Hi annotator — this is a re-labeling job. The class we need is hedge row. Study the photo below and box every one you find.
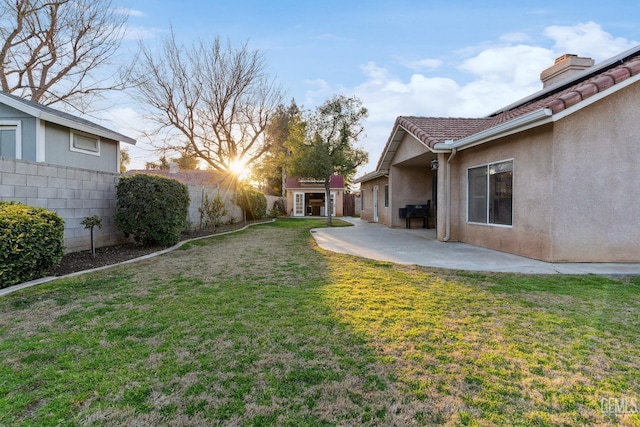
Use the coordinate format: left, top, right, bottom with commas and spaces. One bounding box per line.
0, 201, 64, 288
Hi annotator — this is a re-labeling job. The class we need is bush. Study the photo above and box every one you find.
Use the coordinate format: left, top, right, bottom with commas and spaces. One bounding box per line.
270, 199, 286, 218
114, 174, 190, 246
233, 184, 267, 221
198, 194, 227, 230
0, 202, 64, 288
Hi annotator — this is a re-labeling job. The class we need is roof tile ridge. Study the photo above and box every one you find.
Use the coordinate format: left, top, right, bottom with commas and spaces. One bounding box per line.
545, 56, 640, 114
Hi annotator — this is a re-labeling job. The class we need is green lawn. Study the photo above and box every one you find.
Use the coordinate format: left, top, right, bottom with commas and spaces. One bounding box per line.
1, 218, 639, 426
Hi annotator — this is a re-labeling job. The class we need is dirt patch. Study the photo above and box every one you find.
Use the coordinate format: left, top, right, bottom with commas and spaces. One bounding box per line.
47, 221, 272, 277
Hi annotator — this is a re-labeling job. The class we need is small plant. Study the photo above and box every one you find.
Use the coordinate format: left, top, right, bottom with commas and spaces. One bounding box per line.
268, 206, 282, 218
199, 194, 227, 231
81, 215, 103, 258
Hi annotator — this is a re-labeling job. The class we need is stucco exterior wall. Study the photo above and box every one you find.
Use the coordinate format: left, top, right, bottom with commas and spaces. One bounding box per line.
447, 125, 555, 261
392, 132, 431, 165
359, 176, 388, 224
549, 82, 640, 261
389, 165, 434, 228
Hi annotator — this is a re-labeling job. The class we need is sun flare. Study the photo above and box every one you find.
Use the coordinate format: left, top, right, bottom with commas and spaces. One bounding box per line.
229, 158, 249, 179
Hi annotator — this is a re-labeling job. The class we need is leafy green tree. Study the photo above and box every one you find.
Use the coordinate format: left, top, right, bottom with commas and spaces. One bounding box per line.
287, 95, 368, 226
120, 148, 131, 173
252, 100, 303, 196
233, 183, 267, 222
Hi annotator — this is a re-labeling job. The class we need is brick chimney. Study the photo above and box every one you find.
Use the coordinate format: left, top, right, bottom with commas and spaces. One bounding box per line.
540, 54, 595, 88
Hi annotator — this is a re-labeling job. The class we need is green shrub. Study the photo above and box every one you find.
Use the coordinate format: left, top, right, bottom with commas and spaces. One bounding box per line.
114, 174, 190, 246
270, 199, 286, 218
0, 202, 64, 288
198, 194, 227, 230
233, 184, 267, 221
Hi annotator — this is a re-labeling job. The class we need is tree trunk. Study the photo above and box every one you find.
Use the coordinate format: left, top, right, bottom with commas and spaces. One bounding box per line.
325, 179, 332, 227
90, 227, 96, 258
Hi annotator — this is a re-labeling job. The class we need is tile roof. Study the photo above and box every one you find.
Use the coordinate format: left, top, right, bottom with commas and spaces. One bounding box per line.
396, 116, 492, 147
285, 175, 345, 190
126, 169, 228, 186
371, 44, 640, 170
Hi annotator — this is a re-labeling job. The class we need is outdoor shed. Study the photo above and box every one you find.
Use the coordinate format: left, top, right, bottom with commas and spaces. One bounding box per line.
285, 175, 345, 217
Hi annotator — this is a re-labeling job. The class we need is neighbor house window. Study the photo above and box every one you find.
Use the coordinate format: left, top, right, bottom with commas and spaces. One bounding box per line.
70, 131, 100, 155
384, 184, 389, 207
0, 121, 22, 159
468, 160, 513, 226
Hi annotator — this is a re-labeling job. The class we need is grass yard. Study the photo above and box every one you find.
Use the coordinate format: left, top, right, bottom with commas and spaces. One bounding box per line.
1, 218, 639, 426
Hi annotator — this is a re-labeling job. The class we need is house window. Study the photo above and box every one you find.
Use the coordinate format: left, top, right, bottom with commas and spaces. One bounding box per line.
70, 131, 100, 156
0, 121, 20, 159
384, 184, 389, 207
468, 160, 513, 226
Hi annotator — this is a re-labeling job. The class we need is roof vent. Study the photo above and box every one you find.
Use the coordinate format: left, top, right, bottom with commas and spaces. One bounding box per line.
540, 54, 594, 88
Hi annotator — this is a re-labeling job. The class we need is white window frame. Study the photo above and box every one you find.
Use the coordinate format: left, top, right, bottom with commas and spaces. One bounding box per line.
0, 121, 22, 159
329, 192, 336, 217
293, 192, 305, 217
467, 159, 514, 227
70, 130, 101, 156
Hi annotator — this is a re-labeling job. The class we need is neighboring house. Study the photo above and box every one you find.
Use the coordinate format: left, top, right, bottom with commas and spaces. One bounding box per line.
0, 91, 136, 252
357, 45, 640, 262
285, 175, 345, 217
0, 91, 135, 173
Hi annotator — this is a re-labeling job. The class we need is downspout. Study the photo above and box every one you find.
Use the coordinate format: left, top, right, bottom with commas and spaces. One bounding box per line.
442, 148, 457, 242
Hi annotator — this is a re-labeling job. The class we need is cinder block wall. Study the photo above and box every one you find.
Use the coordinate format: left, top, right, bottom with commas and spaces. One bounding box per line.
0, 158, 130, 253
186, 185, 242, 228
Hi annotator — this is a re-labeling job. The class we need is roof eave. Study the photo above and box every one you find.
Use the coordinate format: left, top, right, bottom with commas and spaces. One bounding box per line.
0, 93, 136, 145
434, 108, 553, 151
39, 110, 137, 144
353, 170, 388, 184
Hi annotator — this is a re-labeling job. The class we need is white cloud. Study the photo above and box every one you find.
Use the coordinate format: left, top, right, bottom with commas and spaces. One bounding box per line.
348, 21, 636, 174
115, 8, 146, 17
123, 25, 166, 41
544, 21, 637, 61
500, 32, 532, 43
403, 58, 443, 71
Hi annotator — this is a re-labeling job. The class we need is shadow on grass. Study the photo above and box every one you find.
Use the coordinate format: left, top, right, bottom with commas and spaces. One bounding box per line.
0, 218, 638, 426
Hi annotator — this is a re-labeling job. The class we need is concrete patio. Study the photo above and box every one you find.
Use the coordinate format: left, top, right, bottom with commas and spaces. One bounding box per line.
311, 217, 640, 275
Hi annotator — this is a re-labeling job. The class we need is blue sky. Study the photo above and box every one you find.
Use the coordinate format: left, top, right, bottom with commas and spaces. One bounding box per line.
106, 0, 640, 174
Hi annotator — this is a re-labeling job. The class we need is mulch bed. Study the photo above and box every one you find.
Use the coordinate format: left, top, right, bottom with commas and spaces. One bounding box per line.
47, 221, 271, 277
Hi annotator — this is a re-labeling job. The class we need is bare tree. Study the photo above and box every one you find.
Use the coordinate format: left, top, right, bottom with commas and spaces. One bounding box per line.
0, 0, 131, 112
133, 31, 284, 177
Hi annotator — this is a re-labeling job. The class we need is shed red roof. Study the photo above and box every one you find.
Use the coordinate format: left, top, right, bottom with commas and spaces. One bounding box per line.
285, 175, 345, 189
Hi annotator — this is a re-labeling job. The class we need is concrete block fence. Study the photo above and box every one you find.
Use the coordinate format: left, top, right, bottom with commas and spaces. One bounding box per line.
1, 158, 289, 253
1, 157, 129, 253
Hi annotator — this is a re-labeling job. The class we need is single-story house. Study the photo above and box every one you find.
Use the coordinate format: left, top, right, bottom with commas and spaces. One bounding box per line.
357, 45, 640, 262
285, 175, 345, 217
0, 90, 135, 173
0, 90, 136, 251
